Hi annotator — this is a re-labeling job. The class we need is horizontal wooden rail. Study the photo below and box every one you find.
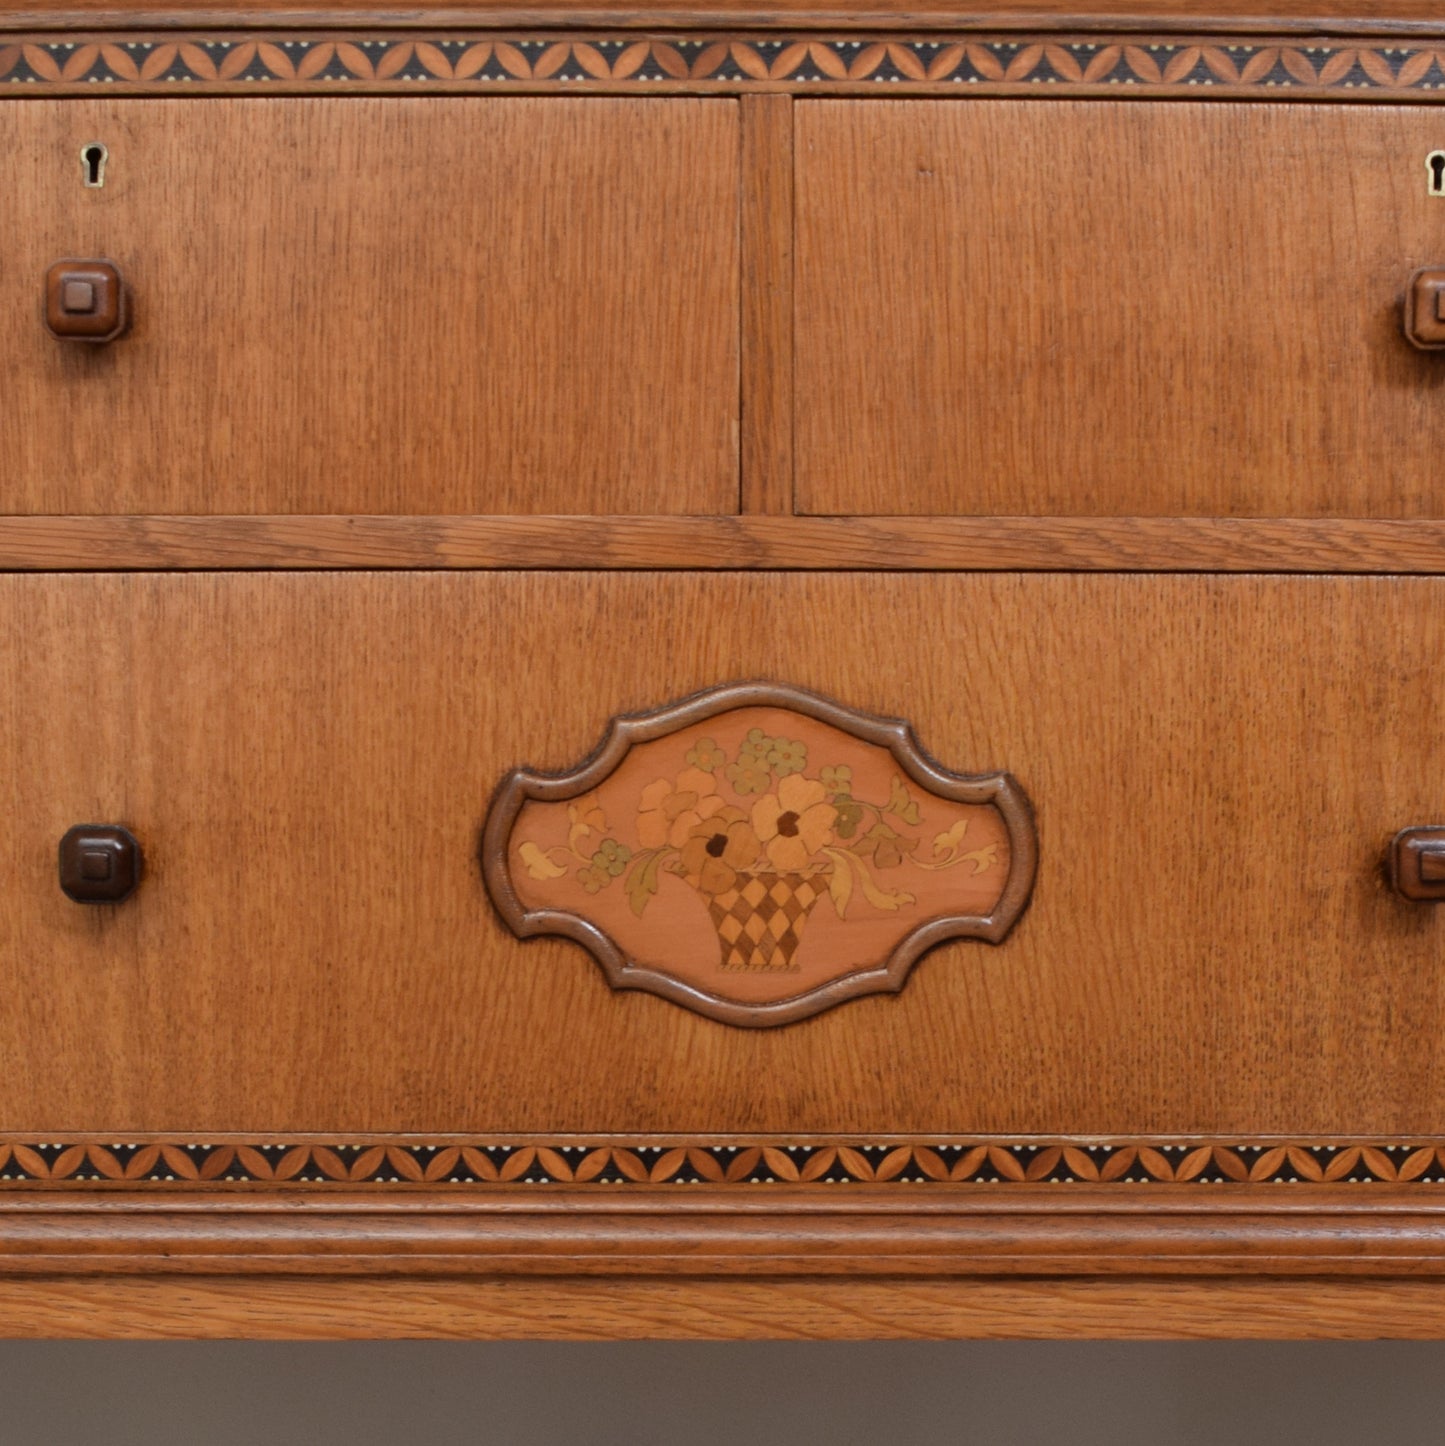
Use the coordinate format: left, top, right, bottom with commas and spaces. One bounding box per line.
9, 12, 1445, 37
2, 514, 1445, 572
10, 1276, 1445, 1340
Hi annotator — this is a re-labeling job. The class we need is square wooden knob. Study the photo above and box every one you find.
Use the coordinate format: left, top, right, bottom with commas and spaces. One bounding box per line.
45, 259, 126, 343
58, 824, 142, 903
1404, 268, 1445, 350
1391, 827, 1445, 900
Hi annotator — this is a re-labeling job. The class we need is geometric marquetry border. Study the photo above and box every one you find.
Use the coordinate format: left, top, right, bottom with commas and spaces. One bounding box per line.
6, 34, 1445, 97
7, 1140, 1445, 1186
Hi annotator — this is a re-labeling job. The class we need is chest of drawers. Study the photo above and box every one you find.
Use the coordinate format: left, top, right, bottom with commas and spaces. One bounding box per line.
7, 0, 1445, 1340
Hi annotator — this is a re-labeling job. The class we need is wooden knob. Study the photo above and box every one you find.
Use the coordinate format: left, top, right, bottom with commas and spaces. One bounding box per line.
45, 259, 127, 343
1404, 268, 1445, 351
1391, 826, 1445, 900
58, 824, 142, 903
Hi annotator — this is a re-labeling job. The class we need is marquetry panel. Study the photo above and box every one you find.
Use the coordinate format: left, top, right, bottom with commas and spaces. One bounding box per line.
797, 100, 1445, 517
488, 685, 1034, 1026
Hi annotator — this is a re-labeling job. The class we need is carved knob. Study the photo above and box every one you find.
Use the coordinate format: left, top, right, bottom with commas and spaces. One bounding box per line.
45, 259, 127, 344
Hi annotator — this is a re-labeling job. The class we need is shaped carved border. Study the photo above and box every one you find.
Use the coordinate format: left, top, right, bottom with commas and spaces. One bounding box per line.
482, 682, 1037, 1027
4, 33, 1445, 96
4, 1138, 1445, 1186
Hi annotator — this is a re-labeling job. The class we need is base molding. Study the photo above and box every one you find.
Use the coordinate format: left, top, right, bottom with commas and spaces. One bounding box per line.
7, 1186, 1445, 1278
7, 1274, 1445, 1340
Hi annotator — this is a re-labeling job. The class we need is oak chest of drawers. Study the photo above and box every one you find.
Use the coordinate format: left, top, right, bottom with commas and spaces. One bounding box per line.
7, 0, 1445, 1340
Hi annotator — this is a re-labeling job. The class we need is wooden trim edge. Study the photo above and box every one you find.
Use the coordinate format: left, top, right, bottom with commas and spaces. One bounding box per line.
14, 12, 1445, 40
6, 1187, 1445, 1276
4, 515, 1445, 571
8, 1275, 1445, 1340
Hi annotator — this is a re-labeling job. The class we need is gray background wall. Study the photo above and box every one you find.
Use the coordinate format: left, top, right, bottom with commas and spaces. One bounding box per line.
0, 1341, 1439, 1444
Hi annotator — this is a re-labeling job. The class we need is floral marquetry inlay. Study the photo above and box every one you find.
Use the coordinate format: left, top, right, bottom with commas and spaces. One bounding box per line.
483, 684, 1035, 1026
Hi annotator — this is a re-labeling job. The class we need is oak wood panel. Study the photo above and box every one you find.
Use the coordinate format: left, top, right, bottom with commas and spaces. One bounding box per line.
739, 94, 794, 516
796, 101, 1445, 518
15, 514, 1445, 571
5, 572, 1445, 1139
9, 1275, 1445, 1340
0, 97, 739, 515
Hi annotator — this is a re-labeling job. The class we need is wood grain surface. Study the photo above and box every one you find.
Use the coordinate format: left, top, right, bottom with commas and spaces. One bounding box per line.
9, 23, 1445, 1339
740, 94, 793, 516
7, 4, 1445, 27
7, 1274, 1445, 1340
5, 571, 1445, 1139
0, 97, 739, 515
797, 101, 1445, 518
6, 1187, 1445, 1277
16, 514, 1445, 571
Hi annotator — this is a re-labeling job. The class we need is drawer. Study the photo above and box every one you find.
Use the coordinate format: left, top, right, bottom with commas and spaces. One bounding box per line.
796, 101, 1445, 518
5, 570, 1445, 1139
0, 98, 740, 516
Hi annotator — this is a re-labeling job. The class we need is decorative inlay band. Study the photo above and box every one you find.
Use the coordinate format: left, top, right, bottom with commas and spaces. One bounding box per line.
6, 1139, 1445, 1186
4, 34, 1445, 96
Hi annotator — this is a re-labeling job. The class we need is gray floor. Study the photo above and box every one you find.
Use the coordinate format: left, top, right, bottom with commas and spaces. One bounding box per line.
0, 1341, 1441, 1444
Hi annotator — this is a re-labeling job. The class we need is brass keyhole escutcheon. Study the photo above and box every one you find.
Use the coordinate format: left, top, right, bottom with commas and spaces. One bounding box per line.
80, 141, 108, 189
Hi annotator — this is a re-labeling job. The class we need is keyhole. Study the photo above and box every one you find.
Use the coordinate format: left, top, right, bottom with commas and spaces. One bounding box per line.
1428, 150, 1445, 196
80, 142, 108, 189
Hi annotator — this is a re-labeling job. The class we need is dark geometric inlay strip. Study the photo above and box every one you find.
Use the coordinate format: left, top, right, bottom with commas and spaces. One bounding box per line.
4, 1140, 1445, 1186
2, 35, 1445, 95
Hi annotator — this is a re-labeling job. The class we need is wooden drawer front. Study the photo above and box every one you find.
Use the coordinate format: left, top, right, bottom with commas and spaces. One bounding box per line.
5, 572, 1444, 1139
0, 98, 739, 516
796, 101, 1445, 519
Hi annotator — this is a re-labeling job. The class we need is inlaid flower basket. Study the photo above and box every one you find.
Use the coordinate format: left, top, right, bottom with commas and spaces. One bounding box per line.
485, 684, 1036, 1027
705, 866, 831, 971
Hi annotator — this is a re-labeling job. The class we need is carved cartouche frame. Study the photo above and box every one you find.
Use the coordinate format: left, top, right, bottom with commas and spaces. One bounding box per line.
481, 681, 1037, 1027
